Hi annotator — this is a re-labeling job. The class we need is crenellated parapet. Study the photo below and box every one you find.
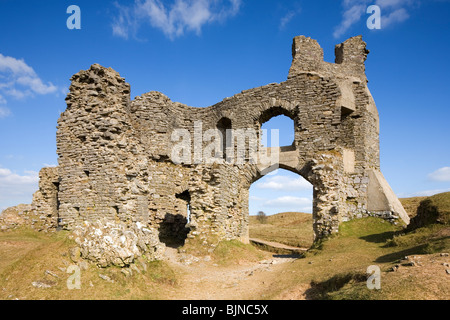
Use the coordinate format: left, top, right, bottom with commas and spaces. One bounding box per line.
289, 35, 369, 82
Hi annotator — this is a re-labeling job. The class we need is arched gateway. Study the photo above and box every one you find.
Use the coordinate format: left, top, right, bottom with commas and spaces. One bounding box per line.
31, 35, 409, 247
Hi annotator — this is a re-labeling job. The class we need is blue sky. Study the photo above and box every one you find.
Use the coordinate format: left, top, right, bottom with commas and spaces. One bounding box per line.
0, 0, 449, 214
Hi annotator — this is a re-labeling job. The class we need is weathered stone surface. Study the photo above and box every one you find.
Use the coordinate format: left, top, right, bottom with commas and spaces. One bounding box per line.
0, 204, 31, 230
0, 167, 59, 232
71, 218, 164, 267
1, 34, 409, 262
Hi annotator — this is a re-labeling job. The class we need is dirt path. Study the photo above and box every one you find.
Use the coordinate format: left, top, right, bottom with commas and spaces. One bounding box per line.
249, 238, 308, 255
162, 247, 300, 300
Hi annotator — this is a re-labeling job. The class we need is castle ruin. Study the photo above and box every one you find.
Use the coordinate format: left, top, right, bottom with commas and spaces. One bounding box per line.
29, 35, 409, 250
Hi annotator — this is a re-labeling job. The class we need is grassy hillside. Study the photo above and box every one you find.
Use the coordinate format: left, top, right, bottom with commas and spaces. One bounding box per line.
0, 228, 177, 300
249, 212, 314, 248
268, 216, 449, 300
0, 192, 448, 300
255, 192, 449, 300
399, 196, 428, 218
406, 192, 450, 229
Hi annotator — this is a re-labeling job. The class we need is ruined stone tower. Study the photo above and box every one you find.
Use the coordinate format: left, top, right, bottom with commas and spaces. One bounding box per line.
30, 35, 409, 248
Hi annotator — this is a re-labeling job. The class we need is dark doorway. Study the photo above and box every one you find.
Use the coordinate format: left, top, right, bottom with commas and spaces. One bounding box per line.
158, 191, 191, 247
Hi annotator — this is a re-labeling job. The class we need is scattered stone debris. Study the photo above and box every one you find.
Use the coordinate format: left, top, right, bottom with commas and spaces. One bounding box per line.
78, 260, 89, 271
389, 264, 400, 272
71, 218, 165, 268
98, 274, 114, 283
31, 280, 56, 289
45, 270, 59, 278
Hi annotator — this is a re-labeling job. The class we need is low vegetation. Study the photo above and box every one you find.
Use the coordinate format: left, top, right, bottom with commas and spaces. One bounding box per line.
267, 192, 450, 300
0, 192, 448, 300
249, 211, 314, 248
211, 240, 268, 266
0, 228, 177, 300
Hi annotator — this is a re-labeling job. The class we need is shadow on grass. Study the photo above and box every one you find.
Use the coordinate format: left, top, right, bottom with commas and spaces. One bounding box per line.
304, 272, 367, 300
359, 231, 396, 244
374, 236, 448, 263
272, 254, 303, 259
374, 244, 429, 263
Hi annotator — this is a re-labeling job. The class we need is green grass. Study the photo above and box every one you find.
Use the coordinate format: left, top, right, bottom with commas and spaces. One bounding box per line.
212, 240, 267, 266
249, 212, 314, 248
408, 192, 450, 229
0, 228, 178, 300
386, 191, 450, 254
1, 192, 449, 300
301, 193, 450, 300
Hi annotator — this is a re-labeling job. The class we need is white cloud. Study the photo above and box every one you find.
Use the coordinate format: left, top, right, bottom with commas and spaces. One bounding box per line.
0, 54, 35, 75
333, 1, 368, 38
43, 163, 58, 168
428, 167, 450, 182
264, 196, 312, 213
254, 174, 311, 191
402, 188, 450, 197
0, 54, 59, 116
0, 166, 39, 209
381, 7, 409, 27
0, 94, 10, 118
0, 167, 39, 186
0, 107, 11, 118
15, 75, 57, 95
249, 195, 264, 201
279, 7, 301, 30
112, 0, 241, 40
376, 0, 410, 8
333, 0, 414, 38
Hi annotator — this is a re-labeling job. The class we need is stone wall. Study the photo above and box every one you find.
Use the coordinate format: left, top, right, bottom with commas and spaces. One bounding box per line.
26, 35, 409, 251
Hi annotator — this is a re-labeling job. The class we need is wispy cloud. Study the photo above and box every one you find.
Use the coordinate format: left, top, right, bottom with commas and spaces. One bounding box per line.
400, 188, 450, 197
112, 0, 242, 40
333, 0, 368, 38
428, 166, 450, 182
279, 6, 301, 30
0, 167, 39, 186
0, 107, 10, 119
0, 53, 59, 117
333, 0, 415, 38
0, 94, 10, 118
264, 195, 312, 213
0, 166, 39, 209
254, 173, 311, 191
42, 163, 58, 168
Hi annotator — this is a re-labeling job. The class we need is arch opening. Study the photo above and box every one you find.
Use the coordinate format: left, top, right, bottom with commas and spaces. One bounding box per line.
248, 168, 314, 250
259, 108, 296, 148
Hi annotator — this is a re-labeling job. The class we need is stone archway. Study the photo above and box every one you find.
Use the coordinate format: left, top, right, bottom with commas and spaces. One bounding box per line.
248, 167, 314, 247
30, 35, 410, 248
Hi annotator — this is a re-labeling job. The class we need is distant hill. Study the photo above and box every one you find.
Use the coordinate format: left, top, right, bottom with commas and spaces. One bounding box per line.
249, 212, 313, 248
401, 192, 450, 230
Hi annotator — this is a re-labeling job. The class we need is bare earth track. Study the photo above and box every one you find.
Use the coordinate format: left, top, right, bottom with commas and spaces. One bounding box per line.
163, 247, 300, 300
